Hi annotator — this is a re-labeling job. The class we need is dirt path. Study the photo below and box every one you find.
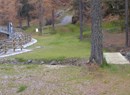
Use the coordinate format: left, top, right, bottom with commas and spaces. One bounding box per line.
61, 15, 72, 25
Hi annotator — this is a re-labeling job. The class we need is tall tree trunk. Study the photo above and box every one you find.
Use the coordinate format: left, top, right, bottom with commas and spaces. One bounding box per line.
27, 15, 30, 27
125, 0, 129, 47
79, 0, 83, 40
89, 0, 103, 64
52, 9, 55, 31
19, 18, 22, 28
38, 0, 43, 35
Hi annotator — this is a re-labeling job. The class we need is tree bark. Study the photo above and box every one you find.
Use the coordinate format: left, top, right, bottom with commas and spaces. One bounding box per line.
79, 0, 83, 40
52, 9, 55, 32
125, 0, 129, 47
27, 15, 30, 27
38, 0, 43, 35
89, 0, 103, 64
19, 18, 22, 28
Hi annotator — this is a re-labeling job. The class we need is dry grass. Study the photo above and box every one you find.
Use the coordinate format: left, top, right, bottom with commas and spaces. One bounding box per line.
0, 64, 130, 95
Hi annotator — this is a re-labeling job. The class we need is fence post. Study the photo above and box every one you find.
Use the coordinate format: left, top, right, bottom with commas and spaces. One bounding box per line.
12, 39, 16, 52
3, 41, 8, 54
19, 38, 23, 51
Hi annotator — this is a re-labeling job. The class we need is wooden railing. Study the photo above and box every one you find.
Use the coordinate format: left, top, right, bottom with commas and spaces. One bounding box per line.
0, 34, 32, 54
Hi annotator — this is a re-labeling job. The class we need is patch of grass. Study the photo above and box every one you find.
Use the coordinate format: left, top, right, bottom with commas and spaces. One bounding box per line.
102, 20, 124, 33
24, 25, 38, 34
15, 58, 27, 62
0, 64, 18, 75
13, 24, 90, 60
100, 62, 111, 68
26, 64, 38, 69
17, 85, 27, 93
100, 58, 111, 68
100, 64, 130, 77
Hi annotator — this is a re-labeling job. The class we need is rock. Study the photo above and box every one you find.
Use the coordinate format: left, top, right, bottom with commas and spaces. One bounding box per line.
35, 46, 41, 49
27, 60, 32, 64
58, 61, 61, 64
61, 16, 72, 25
126, 52, 130, 60
120, 49, 126, 56
40, 61, 45, 64
50, 61, 57, 65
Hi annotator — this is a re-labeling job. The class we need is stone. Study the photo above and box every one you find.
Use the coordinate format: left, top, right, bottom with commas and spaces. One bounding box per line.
120, 49, 126, 56
126, 52, 130, 60
50, 61, 57, 65
40, 61, 45, 64
27, 60, 32, 64
35, 46, 41, 49
58, 61, 61, 64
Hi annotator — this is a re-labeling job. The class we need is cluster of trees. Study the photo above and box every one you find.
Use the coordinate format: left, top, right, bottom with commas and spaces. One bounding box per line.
15, 0, 61, 34
0, 0, 17, 25
16, 0, 34, 28
73, 0, 130, 18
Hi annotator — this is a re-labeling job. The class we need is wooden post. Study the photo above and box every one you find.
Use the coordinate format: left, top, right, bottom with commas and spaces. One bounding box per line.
3, 41, 8, 54
12, 39, 16, 52
19, 38, 23, 51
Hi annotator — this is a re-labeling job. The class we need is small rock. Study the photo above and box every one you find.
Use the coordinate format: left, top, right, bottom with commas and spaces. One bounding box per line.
50, 61, 57, 65
27, 60, 32, 64
40, 61, 45, 64
120, 50, 126, 56
36, 46, 41, 49
126, 52, 130, 60
58, 61, 61, 64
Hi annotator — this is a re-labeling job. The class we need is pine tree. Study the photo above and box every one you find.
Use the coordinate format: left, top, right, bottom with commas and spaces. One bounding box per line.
89, 0, 103, 64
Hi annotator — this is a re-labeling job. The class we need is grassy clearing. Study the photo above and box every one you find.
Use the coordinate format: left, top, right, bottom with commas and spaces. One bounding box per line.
13, 24, 90, 60
1, 22, 130, 94
13, 21, 123, 60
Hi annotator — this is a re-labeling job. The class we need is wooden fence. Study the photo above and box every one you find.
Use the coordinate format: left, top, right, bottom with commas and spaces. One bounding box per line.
0, 34, 32, 54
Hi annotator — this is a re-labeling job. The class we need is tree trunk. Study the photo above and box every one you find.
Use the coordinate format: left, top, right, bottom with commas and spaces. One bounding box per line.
125, 0, 129, 47
79, 0, 83, 40
89, 0, 103, 64
38, 0, 43, 35
52, 9, 55, 32
27, 15, 30, 27
19, 18, 22, 28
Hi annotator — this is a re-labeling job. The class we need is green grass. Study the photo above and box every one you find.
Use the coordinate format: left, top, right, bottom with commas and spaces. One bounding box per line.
13, 24, 90, 60
1, 22, 130, 95
17, 85, 27, 93
12, 21, 124, 60
102, 20, 124, 33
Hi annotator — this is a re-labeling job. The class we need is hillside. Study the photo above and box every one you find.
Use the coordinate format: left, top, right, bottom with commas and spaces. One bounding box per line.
0, 0, 17, 25
0, 0, 72, 26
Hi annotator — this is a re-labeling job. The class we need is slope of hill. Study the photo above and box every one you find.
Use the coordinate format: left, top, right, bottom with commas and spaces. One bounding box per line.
0, 0, 72, 26
0, 0, 17, 25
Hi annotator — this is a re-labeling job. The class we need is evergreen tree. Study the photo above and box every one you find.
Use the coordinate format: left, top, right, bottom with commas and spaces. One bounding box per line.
89, 0, 103, 64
